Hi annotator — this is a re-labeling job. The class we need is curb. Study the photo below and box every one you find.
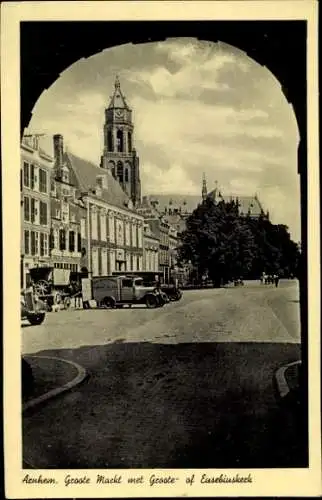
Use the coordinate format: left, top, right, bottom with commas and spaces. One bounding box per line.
23, 355, 87, 413
274, 360, 301, 399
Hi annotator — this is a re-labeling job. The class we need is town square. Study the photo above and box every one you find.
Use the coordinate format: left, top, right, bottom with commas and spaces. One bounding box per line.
19, 36, 305, 470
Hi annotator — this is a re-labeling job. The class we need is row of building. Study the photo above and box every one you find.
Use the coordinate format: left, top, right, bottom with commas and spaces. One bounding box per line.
21, 76, 267, 289
20, 131, 183, 289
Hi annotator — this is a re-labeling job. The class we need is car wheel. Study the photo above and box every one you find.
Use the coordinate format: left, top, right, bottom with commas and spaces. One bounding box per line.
145, 294, 158, 309
27, 313, 45, 325
102, 296, 115, 309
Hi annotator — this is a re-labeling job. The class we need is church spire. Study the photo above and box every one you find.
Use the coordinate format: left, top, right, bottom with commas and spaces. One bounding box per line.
202, 172, 208, 201
108, 75, 129, 110
115, 75, 121, 90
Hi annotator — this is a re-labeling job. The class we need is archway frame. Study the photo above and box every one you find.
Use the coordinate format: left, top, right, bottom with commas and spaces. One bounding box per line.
20, 19, 309, 426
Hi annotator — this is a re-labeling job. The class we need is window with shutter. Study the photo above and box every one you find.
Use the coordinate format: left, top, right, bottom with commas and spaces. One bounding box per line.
30, 164, 35, 189
35, 232, 39, 255
30, 231, 36, 255
77, 233, 81, 252
39, 201, 48, 225
24, 230, 30, 255
59, 229, 66, 250
40, 233, 45, 256
39, 169, 47, 193
69, 231, 75, 252
24, 197, 30, 221
30, 198, 36, 223
23, 162, 30, 187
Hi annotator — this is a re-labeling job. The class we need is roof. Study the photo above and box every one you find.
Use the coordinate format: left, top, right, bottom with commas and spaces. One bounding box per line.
208, 190, 264, 216
148, 192, 264, 218
65, 151, 137, 213
108, 76, 130, 110
148, 194, 201, 215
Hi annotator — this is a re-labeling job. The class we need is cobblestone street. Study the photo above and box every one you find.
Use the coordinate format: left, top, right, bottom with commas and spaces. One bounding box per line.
22, 280, 306, 468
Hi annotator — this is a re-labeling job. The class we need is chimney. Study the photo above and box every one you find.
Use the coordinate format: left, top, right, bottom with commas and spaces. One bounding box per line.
53, 134, 64, 168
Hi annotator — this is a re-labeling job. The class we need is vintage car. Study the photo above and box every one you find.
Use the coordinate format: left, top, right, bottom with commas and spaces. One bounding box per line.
21, 288, 46, 325
83, 275, 166, 309
160, 284, 183, 301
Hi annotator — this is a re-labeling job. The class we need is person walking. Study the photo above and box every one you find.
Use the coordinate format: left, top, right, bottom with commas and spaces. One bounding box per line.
274, 273, 280, 287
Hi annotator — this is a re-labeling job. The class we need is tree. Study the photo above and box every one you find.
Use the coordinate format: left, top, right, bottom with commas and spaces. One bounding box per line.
178, 198, 256, 286
177, 198, 300, 285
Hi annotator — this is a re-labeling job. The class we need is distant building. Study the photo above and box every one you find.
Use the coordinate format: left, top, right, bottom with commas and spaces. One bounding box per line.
147, 174, 268, 227
100, 76, 141, 207
21, 134, 53, 288
137, 196, 170, 282
143, 223, 159, 272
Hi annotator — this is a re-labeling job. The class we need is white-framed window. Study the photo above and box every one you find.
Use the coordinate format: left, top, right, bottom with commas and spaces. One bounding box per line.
91, 209, 98, 240
40, 232, 49, 257
39, 168, 48, 193
100, 212, 107, 241
30, 198, 39, 224
30, 231, 39, 256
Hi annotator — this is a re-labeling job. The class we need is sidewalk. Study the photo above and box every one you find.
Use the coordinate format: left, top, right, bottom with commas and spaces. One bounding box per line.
22, 355, 87, 411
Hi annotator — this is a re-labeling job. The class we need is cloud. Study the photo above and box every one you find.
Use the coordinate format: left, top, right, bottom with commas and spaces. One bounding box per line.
27, 38, 300, 241
142, 162, 199, 195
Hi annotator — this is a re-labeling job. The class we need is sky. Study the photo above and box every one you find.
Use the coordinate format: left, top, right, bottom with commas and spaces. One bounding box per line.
27, 38, 301, 241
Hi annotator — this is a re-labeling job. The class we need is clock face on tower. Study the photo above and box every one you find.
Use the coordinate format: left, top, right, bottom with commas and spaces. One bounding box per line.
115, 109, 124, 119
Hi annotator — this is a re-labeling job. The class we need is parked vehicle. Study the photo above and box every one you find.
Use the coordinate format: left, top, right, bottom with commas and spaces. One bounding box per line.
82, 275, 165, 309
21, 288, 46, 325
29, 267, 83, 310
112, 271, 183, 302
159, 284, 183, 301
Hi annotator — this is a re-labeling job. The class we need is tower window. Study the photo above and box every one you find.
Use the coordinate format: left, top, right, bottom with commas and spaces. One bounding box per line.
107, 130, 113, 151
125, 168, 129, 183
128, 132, 132, 152
117, 130, 124, 152
117, 161, 123, 183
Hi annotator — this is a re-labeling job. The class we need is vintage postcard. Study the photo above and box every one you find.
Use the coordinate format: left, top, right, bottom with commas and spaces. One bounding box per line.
1, 0, 321, 498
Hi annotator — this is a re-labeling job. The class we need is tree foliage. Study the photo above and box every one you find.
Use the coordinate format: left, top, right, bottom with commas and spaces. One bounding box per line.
177, 198, 300, 286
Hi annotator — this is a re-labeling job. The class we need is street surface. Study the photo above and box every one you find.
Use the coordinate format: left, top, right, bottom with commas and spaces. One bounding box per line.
22, 280, 307, 468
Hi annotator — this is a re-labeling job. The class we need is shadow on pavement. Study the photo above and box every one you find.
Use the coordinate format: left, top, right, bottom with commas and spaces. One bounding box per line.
23, 341, 307, 469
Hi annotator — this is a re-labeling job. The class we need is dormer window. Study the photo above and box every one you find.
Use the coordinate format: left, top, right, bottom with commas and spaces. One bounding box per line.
96, 174, 108, 190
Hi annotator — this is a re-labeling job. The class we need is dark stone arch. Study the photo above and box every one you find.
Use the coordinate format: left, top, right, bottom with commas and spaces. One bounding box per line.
20, 22, 308, 441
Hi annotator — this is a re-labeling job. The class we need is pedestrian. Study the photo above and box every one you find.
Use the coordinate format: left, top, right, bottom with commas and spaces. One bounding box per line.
274, 274, 280, 287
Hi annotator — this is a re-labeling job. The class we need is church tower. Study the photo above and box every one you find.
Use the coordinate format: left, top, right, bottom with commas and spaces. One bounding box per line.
100, 76, 141, 206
